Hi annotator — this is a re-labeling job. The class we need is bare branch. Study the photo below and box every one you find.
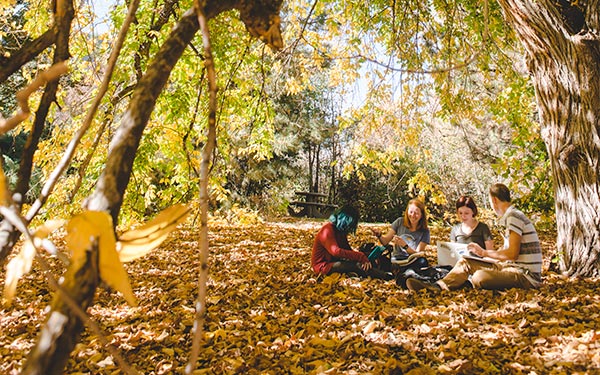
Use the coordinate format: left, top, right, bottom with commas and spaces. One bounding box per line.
186, 1, 218, 372
0, 28, 58, 84
0, 62, 69, 135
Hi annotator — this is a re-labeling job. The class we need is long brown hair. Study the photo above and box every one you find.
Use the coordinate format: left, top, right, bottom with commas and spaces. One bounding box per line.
403, 198, 428, 230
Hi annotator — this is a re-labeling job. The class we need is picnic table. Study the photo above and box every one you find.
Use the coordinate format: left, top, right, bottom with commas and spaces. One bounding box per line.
288, 191, 338, 218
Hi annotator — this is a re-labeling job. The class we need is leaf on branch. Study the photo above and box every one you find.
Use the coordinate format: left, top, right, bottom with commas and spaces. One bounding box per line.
66, 211, 137, 306
3, 220, 65, 306
3, 241, 36, 306
0, 165, 9, 206
117, 204, 190, 262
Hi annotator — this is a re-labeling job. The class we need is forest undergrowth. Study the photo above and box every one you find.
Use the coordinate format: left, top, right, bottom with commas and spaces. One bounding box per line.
1, 218, 599, 374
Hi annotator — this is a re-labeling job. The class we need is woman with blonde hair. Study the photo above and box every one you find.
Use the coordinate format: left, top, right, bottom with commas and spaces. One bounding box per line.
371, 198, 430, 264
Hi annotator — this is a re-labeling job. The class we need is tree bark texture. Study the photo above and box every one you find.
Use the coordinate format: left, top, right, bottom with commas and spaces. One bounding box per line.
0, 28, 57, 84
21, 245, 100, 375
497, 0, 600, 277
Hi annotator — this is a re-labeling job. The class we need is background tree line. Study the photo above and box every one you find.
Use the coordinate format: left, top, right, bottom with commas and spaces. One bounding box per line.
0, 0, 553, 225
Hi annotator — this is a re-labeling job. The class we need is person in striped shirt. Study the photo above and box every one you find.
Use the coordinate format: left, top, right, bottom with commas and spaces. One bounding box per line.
407, 183, 542, 292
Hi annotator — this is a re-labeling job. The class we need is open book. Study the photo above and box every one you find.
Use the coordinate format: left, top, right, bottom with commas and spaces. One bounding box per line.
436, 241, 498, 267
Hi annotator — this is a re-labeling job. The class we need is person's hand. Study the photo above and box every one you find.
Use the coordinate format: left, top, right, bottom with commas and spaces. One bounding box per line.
467, 243, 485, 257
360, 261, 372, 271
393, 235, 407, 247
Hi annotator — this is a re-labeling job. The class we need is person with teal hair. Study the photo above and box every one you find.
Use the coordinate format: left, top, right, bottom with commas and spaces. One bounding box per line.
311, 205, 393, 280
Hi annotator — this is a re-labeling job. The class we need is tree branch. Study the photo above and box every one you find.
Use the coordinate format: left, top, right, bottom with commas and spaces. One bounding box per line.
0, 62, 68, 135
0, 28, 58, 84
185, 0, 218, 371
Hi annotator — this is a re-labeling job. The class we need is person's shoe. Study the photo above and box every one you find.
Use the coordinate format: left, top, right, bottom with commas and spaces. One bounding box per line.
406, 278, 441, 292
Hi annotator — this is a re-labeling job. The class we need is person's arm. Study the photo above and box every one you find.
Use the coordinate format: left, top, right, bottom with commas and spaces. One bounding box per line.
482, 223, 495, 250
468, 231, 521, 261
414, 241, 427, 253
392, 235, 425, 254
371, 227, 395, 246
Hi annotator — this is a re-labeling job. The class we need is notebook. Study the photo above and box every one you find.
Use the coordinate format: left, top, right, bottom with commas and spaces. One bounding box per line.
436, 241, 498, 267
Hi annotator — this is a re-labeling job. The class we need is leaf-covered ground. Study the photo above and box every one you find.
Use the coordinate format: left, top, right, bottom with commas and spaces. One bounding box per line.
1, 219, 600, 374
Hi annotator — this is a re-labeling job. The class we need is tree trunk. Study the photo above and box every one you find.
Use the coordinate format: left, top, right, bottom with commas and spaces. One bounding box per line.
307, 143, 315, 191
16, 0, 283, 372
314, 143, 321, 192
21, 243, 100, 375
21, 7, 204, 374
497, 0, 600, 277
330, 136, 337, 202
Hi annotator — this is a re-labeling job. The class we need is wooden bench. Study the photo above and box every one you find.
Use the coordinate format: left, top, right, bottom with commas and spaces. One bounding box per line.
288, 191, 337, 218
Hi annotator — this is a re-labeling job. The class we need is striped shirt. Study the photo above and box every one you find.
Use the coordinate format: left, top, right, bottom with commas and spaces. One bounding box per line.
498, 205, 542, 281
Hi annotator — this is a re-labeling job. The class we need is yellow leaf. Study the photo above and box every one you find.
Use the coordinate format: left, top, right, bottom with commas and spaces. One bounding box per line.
0, 165, 8, 205
3, 241, 36, 305
66, 211, 104, 269
99, 229, 137, 306
117, 204, 190, 262
3, 219, 65, 306
66, 211, 136, 306
119, 204, 189, 241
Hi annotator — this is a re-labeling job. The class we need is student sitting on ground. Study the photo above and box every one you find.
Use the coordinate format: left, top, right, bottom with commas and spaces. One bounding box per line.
407, 183, 542, 292
370, 198, 430, 264
451, 195, 495, 250
311, 205, 393, 280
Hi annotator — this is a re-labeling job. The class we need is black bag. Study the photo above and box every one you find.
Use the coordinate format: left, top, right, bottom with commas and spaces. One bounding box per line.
358, 242, 393, 272
395, 265, 452, 289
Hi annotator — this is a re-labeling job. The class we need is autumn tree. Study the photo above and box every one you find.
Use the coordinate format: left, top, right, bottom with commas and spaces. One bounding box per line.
494, 0, 600, 277
346, 0, 597, 276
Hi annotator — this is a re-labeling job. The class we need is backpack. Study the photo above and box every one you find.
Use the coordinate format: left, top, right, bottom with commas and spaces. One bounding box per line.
358, 242, 393, 272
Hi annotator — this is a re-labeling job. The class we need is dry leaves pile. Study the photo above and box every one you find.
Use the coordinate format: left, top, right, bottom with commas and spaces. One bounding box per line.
1, 219, 600, 374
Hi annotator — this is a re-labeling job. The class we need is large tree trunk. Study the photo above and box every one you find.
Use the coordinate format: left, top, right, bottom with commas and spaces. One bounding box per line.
497, 0, 600, 277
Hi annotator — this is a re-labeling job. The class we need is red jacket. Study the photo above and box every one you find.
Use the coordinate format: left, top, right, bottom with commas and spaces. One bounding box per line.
311, 222, 368, 274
